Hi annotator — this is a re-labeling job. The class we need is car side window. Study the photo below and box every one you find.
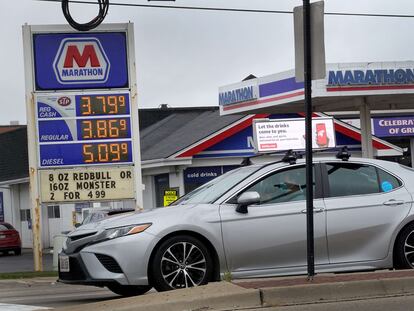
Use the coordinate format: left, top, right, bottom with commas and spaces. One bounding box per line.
326, 163, 380, 197
242, 166, 313, 205
377, 168, 402, 192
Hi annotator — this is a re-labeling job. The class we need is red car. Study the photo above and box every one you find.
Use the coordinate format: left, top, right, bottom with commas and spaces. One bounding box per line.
0, 222, 21, 256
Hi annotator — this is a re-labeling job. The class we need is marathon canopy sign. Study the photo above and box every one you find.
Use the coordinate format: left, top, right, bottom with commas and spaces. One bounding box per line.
33, 32, 128, 90
219, 80, 259, 107
327, 68, 414, 88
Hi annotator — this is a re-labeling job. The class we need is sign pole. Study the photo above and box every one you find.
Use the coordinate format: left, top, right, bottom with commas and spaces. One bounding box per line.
127, 23, 144, 210
303, 0, 315, 279
23, 24, 43, 271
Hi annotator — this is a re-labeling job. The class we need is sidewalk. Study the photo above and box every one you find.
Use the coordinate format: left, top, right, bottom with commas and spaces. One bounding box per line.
234, 269, 414, 307
55, 269, 414, 311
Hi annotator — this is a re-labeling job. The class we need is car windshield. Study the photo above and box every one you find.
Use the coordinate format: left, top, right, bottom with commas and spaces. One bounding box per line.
82, 211, 108, 225
171, 166, 260, 205
0, 223, 13, 231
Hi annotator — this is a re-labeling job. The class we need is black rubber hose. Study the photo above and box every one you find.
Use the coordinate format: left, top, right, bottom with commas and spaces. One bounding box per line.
61, 0, 109, 31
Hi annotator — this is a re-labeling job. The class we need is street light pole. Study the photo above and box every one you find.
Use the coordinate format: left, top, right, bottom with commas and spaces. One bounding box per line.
303, 0, 315, 279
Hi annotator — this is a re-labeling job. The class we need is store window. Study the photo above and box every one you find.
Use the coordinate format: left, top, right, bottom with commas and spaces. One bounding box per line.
154, 174, 170, 207
20, 209, 31, 221
47, 205, 60, 219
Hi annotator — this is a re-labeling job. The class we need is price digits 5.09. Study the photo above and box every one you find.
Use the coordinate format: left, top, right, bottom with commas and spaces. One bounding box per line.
82, 143, 130, 163
80, 95, 127, 115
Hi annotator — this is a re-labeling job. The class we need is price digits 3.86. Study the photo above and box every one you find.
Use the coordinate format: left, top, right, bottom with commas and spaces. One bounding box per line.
81, 118, 129, 139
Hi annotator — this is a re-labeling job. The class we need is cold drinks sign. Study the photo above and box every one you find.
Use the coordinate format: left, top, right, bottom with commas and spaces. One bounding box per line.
23, 24, 140, 204
253, 118, 336, 153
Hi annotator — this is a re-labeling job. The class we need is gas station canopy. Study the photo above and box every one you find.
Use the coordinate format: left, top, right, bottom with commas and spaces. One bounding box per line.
219, 61, 414, 158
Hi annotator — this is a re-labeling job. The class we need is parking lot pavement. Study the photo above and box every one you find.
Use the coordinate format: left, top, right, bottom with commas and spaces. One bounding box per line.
0, 249, 53, 273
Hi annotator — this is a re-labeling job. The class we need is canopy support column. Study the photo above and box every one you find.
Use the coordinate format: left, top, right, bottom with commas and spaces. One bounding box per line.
359, 100, 374, 158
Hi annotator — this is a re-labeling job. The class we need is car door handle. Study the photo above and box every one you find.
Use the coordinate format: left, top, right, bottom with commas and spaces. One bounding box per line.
383, 199, 405, 206
301, 208, 325, 213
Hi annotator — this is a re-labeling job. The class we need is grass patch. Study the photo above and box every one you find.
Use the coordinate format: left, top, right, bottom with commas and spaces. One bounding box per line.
0, 271, 58, 280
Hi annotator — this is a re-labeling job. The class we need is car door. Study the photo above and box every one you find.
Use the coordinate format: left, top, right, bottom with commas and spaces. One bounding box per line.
322, 161, 412, 264
219, 164, 328, 276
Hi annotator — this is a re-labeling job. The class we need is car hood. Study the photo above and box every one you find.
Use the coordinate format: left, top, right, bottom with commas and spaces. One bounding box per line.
70, 204, 197, 235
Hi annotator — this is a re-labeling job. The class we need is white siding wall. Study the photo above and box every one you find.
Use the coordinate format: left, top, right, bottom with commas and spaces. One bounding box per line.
1, 187, 11, 223
19, 183, 32, 248
169, 169, 184, 197
142, 175, 154, 209
10, 185, 22, 236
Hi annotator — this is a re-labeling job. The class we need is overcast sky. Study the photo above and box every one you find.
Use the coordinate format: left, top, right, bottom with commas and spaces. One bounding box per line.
0, 0, 413, 125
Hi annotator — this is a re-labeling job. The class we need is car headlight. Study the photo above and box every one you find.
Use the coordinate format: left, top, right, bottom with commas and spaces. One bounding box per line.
102, 223, 152, 241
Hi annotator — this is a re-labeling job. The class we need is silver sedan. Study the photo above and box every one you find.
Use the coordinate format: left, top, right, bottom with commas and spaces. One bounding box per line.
59, 156, 414, 296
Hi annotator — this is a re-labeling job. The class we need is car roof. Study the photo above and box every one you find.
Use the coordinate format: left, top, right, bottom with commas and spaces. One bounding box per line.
249, 156, 398, 172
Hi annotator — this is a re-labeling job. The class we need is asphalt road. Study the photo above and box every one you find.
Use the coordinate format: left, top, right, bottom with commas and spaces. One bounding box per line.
0, 249, 122, 310
0, 277, 119, 309
0, 249, 53, 273
247, 294, 414, 311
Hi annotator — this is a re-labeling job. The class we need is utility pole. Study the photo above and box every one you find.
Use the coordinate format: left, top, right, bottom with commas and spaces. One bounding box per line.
303, 0, 315, 279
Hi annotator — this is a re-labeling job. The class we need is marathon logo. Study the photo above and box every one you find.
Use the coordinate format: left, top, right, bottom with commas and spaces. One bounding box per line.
219, 86, 257, 106
327, 69, 414, 87
53, 38, 110, 84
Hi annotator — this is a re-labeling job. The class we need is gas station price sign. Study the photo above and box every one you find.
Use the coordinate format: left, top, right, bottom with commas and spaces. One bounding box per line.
36, 91, 133, 168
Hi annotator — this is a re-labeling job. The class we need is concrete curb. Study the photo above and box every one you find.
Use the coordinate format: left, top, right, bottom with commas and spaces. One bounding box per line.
55, 282, 262, 311
261, 276, 414, 307
52, 274, 414, 310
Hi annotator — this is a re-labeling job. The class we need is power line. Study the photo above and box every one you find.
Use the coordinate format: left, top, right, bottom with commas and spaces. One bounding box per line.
37, 0, 414, 19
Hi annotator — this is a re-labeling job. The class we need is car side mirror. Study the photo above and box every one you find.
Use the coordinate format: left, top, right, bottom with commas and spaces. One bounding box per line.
74, 223, 81, 228
236, 191, 260, 214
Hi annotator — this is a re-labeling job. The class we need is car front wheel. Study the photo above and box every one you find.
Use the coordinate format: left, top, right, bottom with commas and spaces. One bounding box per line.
107, 284, 152, 296
151, 235, 213, 292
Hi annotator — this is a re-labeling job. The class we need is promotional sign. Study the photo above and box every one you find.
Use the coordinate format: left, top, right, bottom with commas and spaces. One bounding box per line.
39, 166, 135, 203
163, 189, 178, 207
33, 32, 128, 90
373, 116, 414, 137
36, 92, 133, 168
184, 166, 223, 183
253, 117, 335, 153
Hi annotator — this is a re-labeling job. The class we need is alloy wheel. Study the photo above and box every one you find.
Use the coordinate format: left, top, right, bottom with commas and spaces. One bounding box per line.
160, 242, 207, 289
404, 230, 414, 268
